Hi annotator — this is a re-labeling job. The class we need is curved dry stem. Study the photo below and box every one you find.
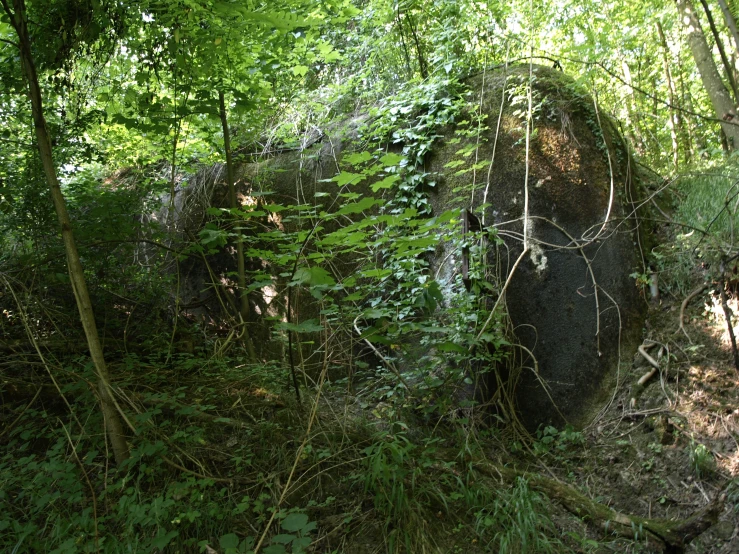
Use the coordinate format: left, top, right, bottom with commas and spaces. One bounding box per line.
353, 315, 411, 391
678, 284, 708, 342
587, 286, 624, 429
253, 353, 330, 554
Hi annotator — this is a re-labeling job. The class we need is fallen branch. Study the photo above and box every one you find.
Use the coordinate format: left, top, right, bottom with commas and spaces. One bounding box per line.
630, 342, 662, 409
474, 461, 724, 552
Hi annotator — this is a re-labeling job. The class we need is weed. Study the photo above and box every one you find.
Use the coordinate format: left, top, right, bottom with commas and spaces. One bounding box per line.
533, 424, 585, 457
474, 477, 563, 553
689, 441, 715, 478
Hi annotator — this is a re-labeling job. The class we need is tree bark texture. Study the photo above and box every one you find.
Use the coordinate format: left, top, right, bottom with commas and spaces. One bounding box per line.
218, 90, 257, 361
676, 0, 739, 149
699, 0, 739, 101
3, 0, 129, 464
717, 0, 739, 54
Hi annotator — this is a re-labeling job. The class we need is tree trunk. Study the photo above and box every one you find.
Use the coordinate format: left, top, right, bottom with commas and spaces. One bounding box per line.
717, 0, 739, 54
677, 47, 696, 162
218, 90, 257, 362
657, 21, 684, 169
699, 0, 739, 101
621, 61, 649, 155
676, 0, 739, 149
3, 0, 129, 465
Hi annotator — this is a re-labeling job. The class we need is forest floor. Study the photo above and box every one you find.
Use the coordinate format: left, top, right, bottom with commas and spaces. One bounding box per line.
228, 285, 739, 554
3, 278, 739, 553
541, 288, 739, 554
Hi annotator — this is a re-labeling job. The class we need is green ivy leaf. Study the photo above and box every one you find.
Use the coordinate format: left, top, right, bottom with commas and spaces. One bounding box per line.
370, 175, 400, 192
332, 171, 365, 187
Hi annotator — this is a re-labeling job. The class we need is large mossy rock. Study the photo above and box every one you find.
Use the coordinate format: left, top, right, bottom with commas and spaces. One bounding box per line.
426, 66, 646, 428
177, 65, 645, 429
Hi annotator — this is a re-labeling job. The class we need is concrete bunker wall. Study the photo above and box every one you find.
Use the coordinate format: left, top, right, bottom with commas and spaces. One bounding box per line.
173, 65, 646, 428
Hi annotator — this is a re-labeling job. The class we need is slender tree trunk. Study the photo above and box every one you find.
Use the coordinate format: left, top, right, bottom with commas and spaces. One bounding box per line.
676, 0, 739, 149
657, 21, 683, 169
395, 5, 413, 79
218, 90, 257, 362
719, 259, 739, 374
621, 61, 649, 155
3, 0, 129, 464
678, 46, 696, 162
401, 12, 428, 79
699, 0, 739, 100
717, 0, 739, 54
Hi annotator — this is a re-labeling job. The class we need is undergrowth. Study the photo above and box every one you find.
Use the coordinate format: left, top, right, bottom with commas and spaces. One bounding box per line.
0, 351, 576, 554
0, 71, 615, 554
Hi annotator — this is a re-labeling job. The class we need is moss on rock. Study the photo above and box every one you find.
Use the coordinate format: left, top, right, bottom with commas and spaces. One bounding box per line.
427, 65, 645, 428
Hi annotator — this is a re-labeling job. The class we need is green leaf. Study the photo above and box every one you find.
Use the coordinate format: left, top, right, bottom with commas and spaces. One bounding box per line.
263, 545, 287, 554
370, 175, 400, 192
443, 159, 465, 169
343, 151, 373, 166
293, 535, 312, 551
335, 197, 380, 215
271, 534, 296, 545
361, 268, 392, 279
379, 153, 404, 166
292, 65, 309, 77
277, 319, 324, 333
316, 41, 341, 62
219, 533, 239, 549
263, 204, 288, 212
320, 230, 367, 246
291, 266, 335, 287
332, 171, 365, 187
151, 530, 178, 549
281, 513, 310, 532
199, 228, 227, 246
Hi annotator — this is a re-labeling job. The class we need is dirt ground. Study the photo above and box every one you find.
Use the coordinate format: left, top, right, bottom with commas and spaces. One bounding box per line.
541, 288, 739, 553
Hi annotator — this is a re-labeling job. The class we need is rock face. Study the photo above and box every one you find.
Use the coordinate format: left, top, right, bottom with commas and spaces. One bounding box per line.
427, 66, 646, 428
175, 65, 645, 429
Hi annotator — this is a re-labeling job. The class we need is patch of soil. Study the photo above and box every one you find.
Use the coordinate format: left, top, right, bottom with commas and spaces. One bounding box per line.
543, 291, 739, 552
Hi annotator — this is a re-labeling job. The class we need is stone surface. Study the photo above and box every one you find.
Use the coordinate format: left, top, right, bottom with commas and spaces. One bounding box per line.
174, 65, 646, 428
427, 65, 646, 428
